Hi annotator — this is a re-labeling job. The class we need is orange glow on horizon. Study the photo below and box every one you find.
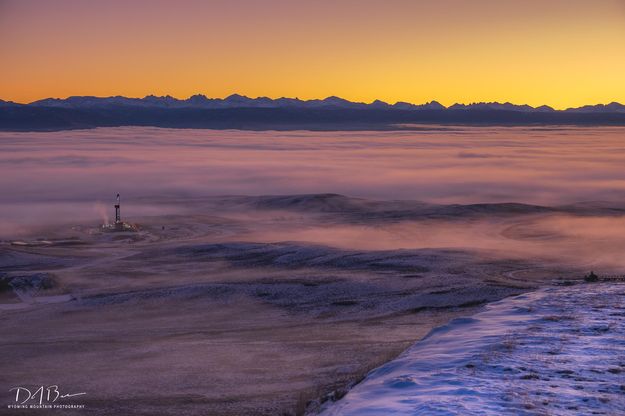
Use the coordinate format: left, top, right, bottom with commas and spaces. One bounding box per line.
1, 0, 625, 109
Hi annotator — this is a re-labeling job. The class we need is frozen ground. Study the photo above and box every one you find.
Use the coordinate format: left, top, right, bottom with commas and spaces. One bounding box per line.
1, 193, 620, 415
320, 283, 625, 416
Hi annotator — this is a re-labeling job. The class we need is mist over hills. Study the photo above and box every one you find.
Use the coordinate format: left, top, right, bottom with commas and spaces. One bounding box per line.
1, 94, 625, 131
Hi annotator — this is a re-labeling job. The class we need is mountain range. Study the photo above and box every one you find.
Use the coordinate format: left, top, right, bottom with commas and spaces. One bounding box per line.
3, 94, 625, 112
1, 94, 625, 131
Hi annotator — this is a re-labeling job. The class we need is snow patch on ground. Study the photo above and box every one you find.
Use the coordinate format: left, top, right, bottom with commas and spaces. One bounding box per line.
320, 283, 625, 415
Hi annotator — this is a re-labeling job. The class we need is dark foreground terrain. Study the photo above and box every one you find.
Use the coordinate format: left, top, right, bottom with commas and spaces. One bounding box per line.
3, 193, 618, 415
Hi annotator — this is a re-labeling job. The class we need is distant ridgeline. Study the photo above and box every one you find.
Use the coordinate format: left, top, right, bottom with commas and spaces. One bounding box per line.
1, 95, 625, 131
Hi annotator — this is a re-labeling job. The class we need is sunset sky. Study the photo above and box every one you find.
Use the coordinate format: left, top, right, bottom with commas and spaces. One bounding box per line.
2, 0, 625, 108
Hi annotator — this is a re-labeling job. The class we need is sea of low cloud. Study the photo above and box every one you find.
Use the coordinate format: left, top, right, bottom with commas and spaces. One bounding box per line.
2, 125, 625, 236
